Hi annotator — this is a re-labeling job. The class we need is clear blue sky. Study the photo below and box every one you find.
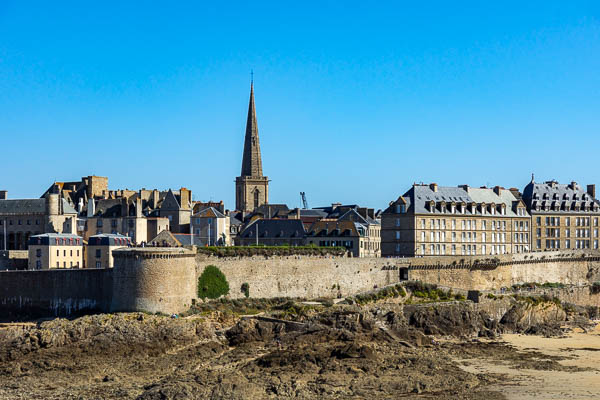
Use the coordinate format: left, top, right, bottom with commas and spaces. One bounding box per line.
1, 1, 599, 210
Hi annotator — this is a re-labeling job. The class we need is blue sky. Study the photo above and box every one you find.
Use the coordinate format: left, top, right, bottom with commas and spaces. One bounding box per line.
1, 1, 599, 210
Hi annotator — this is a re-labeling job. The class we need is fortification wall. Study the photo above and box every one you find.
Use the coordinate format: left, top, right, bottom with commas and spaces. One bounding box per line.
196, 256, 401, 299
111, 248, 196, 314
0, 250, 28, 271
0, 269, 112, 320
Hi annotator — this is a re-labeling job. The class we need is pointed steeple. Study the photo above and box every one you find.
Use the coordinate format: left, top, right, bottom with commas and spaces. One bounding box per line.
241, 81, 263, 177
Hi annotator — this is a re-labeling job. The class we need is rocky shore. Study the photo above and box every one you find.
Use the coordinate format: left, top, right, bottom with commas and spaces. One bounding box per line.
0, 294, 597, 399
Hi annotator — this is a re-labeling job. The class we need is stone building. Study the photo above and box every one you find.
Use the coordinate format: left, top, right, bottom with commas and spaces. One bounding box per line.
190, 207, 230, 246
312, 204, 381, 257
382, 183, 531, 257
42, 175, 109, 212
306, 221, 362, 257
87, 233, 131, 269
236, 219, 306, 246
27, 233, 83, 270
521, 178, 600, 251
235, 82, 269, 213
0, 193, 77, 250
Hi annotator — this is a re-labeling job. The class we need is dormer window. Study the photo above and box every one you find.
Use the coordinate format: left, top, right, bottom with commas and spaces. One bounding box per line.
501, 205, 506, 215
451, 204, 456, 213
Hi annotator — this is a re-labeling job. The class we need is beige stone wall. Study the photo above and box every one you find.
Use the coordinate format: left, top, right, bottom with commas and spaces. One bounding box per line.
196, 255, 401, 300
87, 245, 124, 269
193, 250, 600, 299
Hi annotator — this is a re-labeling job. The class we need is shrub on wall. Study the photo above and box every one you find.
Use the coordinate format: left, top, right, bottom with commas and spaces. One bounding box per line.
197, 265, 230, 300
241, 282, 250, 298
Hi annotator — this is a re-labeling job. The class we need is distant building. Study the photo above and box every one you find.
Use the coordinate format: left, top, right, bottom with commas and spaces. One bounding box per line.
0, 193, 78, 250
236, 219, 306, 246
190, 207, 230, 246
28, 233, 83, 270
235, 82, 269, 213
87, 233, 131, 269
382, 183, 531, 257
522, 178, 600, 251
306, 221, 360, 257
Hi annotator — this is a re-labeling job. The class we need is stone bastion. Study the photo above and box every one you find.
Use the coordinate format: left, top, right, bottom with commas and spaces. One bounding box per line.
111, 247, 196, 315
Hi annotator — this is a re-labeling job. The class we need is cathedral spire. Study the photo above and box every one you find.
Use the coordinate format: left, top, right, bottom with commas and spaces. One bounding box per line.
241, 80, 263, 177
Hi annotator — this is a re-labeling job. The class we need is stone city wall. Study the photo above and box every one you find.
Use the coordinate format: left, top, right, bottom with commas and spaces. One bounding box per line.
0, 250, 28, 271
0, 268, 112, 320
196, 255, 401, 300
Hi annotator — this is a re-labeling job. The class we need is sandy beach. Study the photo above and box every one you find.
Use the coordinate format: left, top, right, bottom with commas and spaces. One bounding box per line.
458, 323, 600, 399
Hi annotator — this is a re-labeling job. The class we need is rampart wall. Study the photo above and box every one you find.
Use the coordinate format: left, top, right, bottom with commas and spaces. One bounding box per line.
197, 255, 400, 299
0, 269, 112, 320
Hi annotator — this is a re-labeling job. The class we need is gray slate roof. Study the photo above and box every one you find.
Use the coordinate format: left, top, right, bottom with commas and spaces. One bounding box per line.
522, 181, 600, 214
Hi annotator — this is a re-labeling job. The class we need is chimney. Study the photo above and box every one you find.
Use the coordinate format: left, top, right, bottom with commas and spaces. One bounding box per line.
570, 181, 578, 190
587, 184, 596, 199
136, 197, 142, 218
78, 198, 84, 213
509, 188, 522, 199
87, 199, 96, 217
296, 208, 301, 219
0, 190, 6, 200
152, 189, 159, 209
429, 183, 438, 192
180, 188, 191, 210
493, 186, 503, 196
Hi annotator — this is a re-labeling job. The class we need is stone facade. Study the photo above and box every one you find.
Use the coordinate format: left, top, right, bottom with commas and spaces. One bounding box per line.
522, 179, 600, 251
382, 184, 531, 257
27, 233, 83, 270
0, 194, 77, 250
87, 233, 131, 269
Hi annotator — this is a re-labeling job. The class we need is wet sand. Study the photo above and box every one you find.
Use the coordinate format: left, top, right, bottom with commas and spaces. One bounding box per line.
458, 324, 600, 399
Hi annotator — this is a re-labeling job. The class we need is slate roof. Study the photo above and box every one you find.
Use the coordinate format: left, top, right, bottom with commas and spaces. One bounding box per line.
385, 184, 526, 217
307, 221, 359, 237
28, 233, 83, 246
0, 199, 46, 214
239, 219, 306, 239
252, 204, 290, 218
299, 209, 328, 218
192, 207, 226, 219
173, 234, 204, 246
88, 233, 131, 246
522, 180, 600, 214
0, 198, 77, 215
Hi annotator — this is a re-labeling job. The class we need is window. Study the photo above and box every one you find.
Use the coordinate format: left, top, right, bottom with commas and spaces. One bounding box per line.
96, 219, 103, 227
482, 232, 486, 242
421, 244, 425, 255
95, 249, 101, 258
96, 261, 102, 268
481, 244, 486, 254
36, 260, 41, 269
566, 217, 570, 227
421, 219, 426, 229
482, 220, 486, 230
70, 250, 73, 257
395, 218, 400, 227
56, 261, 59, 268
254, 190, 260, 209
452, 219, 456, 229
430, 244, 434, 254
36, 249, 41, 257
420, 231, 425, 241
536, 239, 541, 249
77, 250, 79, 257
400, 204, 406, 213
536, 217, 541, 225
56, 249, 59, 257
451, 244, 456, 255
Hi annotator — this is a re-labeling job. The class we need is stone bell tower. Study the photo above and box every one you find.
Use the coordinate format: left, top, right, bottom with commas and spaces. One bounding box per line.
236, 81, 269, 213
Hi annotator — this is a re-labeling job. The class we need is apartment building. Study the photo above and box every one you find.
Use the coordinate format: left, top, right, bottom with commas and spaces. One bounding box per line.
382, 183, 530, 257
521, 179, 600, 251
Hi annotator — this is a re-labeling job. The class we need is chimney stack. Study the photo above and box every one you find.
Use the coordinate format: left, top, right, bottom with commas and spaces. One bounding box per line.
493, 186, 503, 196
0, 190, 7, 200
429, 183, 438, 192
587, 184, 596, 199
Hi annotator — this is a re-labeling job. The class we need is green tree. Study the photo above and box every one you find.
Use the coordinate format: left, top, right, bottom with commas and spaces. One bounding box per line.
197, 265, 230, 300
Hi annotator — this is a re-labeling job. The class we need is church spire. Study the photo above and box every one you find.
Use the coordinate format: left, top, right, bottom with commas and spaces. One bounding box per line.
241, 80, 263, 177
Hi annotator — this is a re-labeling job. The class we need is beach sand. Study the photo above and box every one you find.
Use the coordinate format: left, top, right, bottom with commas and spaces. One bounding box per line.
457, 324, 600, 399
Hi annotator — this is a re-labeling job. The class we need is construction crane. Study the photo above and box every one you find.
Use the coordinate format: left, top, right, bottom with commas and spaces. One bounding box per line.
300, 192, 308, 209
